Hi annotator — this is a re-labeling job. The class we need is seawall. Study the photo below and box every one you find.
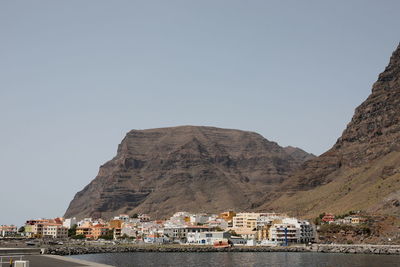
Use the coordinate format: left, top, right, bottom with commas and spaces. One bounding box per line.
42, 244, 400, 256
311, 244, 400, 255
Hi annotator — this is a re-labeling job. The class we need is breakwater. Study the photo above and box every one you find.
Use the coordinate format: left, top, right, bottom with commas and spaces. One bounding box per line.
42, 244, 400, 256
43, 245, 309, 255
311, 244, 400, 255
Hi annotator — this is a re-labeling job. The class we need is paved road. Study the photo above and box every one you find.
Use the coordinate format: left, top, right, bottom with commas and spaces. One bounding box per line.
1, 255, 113, 267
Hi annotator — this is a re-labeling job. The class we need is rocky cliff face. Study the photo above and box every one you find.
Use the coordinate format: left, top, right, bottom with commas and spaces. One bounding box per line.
64, 126, 314, 219
264, 43, 400, 217
65, 44, 400, 220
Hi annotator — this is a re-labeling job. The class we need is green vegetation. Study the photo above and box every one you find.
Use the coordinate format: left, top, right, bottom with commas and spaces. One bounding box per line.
18, 226, 25, 233
99, 230, 114, 240
314, 213, 326, 225
318, 224, 371, 235
335, 211, 358, 219
68, 224, 77, 237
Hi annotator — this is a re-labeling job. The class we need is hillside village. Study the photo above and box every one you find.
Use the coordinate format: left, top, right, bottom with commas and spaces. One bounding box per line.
1, 212, 314, 246
1, 211, 377, 247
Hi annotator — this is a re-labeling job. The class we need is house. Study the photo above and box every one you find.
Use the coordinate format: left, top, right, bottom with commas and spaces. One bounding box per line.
76, 222, 93, 238
63, 218, 77, 229
233, 213, 260, 230
144, 234, 165, 244
246, 239, 256, 246
77, 218, 93, 227
121, 223, 138, 238
138, 214, 151, 222
109, 219, 122, 229
24, 218, 69, 239
189, 214, 213, 225
0, 225, 17, 237
229, 236, 247, 246
351, 216, 367, 224
255, 214, 286, 241
322, 214, 335, 223
113, 228, 122, 239
218, 211, 236, 221
43, 224, 68, 239
163, 225, 212, 241
91, 225, 109, 240
187, 231, 231, 245
25, 219, 51, 237
207, 219, 229, 230
269, 223, 299, 244
114, 214, 130, 222
268, 218, 314, 244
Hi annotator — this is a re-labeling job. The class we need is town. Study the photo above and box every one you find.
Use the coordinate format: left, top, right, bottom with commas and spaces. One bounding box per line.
0, 211, 373, 248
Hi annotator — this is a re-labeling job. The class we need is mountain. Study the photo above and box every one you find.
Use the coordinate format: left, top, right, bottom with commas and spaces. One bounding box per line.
64, 126, 314, 219
263, 43, 400, 217
283, 146, 316, 163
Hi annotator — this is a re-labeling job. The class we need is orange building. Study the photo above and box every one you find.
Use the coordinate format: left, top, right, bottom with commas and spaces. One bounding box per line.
91, 225, 109, 239
218, 211, 236, 222
109, 220, 122, 229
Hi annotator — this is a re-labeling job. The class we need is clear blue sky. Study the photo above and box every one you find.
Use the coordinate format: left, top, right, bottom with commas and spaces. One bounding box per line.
1, 0, 399, 225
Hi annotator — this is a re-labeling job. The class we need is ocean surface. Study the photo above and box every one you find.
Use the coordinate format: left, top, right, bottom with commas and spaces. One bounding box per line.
70, 252, 400, 267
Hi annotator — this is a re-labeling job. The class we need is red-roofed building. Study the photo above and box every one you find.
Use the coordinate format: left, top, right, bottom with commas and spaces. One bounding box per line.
322, 214, 335, 223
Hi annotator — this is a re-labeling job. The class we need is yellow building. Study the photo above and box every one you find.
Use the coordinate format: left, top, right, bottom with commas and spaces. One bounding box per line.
257, 225, 271, 240
76, 227, 91, 237
233, 213, 260, 230
351, 217, 367, 224
231, 213, 263, 238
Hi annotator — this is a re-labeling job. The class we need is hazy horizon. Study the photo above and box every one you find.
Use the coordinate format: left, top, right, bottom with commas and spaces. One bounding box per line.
1, 0, 400, 225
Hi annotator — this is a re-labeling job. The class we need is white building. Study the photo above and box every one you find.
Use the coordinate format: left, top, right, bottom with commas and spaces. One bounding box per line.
121, 223, 138, 238
207, 219, 229, 230
256, 214, 285, 228
138, 214, 151, 222
43, 224, 68, 239
77, 218, 93, 227
114, 214, 130, 223
187, 231, 231, 245
63, 218, 77, 229
190, 214, 213, 225
172, 211, 191, 218
269, 218, 314, 244
163, 226, 211, 241
269, 223, 300, 244
0, 225, 17, 237
229, 236, 247, 246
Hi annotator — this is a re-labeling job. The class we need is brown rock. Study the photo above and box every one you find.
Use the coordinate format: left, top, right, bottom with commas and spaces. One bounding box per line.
263, 43, 400, 217
64, 126, 314, 219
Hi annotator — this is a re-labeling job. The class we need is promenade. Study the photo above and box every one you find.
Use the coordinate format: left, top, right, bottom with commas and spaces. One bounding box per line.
0, 248, 113, 267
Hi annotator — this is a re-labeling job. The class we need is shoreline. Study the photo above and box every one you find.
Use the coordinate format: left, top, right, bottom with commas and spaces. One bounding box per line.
42, 244, 400, 256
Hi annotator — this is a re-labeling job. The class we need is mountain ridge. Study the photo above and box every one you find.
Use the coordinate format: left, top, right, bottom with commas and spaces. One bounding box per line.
261, 43, 400, 217
65, 126, 314, 219
65, 44, 400, 220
